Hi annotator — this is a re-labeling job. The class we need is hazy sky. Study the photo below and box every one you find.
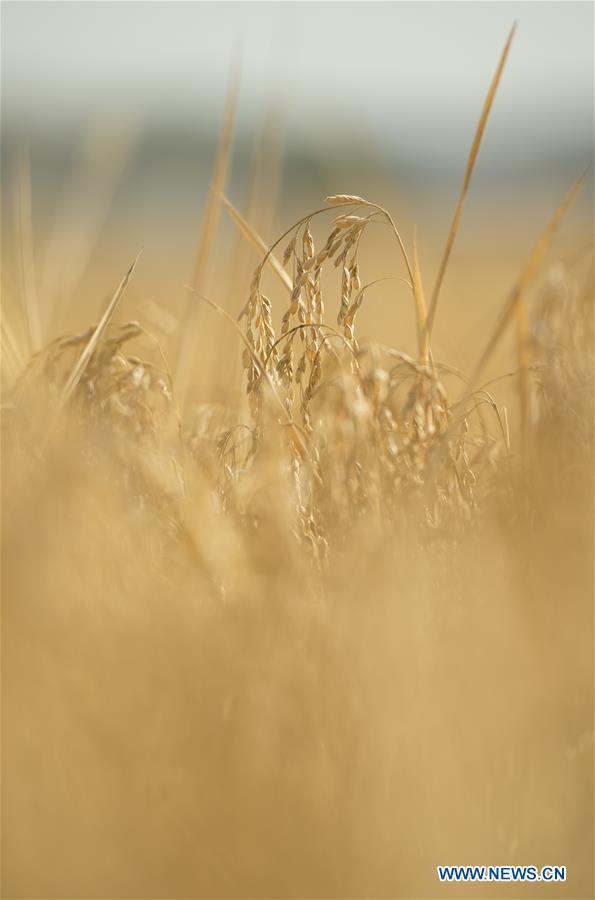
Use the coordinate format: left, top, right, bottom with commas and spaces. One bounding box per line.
2, 1, 593, 168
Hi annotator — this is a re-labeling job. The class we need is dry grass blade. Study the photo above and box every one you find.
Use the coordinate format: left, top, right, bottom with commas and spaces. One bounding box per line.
412, 230, 429, 362
14, 150, 43, 354
470, 172, 585, 387
1, 331, 22, 384
59, 252, 141, 407
425, 23, 516, 340
1, 315, 26, 379
515, 299, 531, 462
174, 56, 240, 404
219, 192, 293, 293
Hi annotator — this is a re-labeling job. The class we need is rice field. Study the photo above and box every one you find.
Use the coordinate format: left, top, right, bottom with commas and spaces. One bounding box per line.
1, 17, 593, 900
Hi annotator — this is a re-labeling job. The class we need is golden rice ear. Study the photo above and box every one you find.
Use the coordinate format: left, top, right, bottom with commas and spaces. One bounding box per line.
325, 195, 366, 206
184, 286, 321, 487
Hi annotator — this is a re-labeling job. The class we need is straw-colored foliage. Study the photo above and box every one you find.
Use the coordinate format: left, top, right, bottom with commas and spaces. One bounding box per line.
2, 28, 593, 900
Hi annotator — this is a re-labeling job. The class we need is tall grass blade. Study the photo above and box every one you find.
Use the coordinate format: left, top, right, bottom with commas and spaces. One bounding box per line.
13, 150, 43, 354
412, 229, 429, 362
60, 252, 141, 407
425, 23, 516, 341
